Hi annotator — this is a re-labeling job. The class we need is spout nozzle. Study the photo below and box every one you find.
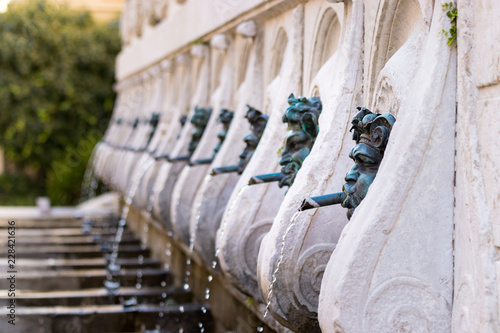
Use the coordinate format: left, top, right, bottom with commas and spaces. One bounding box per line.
189, 158, 213, 166
299, 192, 347, 211
154, 154, 170, 160
166, 155, 191, 162
210, 165, 239, 176
248, 172, 285, 185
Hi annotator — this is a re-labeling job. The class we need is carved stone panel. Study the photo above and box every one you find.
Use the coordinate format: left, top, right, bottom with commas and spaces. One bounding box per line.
217, 4, 304, 302
170, 40, 234, 244
318, 1, 455, 332
190, 31, 264, 268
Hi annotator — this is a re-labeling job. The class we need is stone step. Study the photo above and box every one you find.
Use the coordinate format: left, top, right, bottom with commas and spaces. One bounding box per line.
11, 228, 134, 237
0, 218, 122, 228
0, 285, 191, 307
0, 268, 171, 290
0, 244, 150, 259
0, 257, 161, 271
0, 303, 213, 333
0, 219, 84, 228
14, 235, 141, 246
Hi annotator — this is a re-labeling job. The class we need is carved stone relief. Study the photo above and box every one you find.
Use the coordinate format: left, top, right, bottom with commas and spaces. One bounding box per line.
318, 1, 455, 332
152, 45, 210, 230
453, 0, 500, 331
188, 28, 266, 269
169, 39, 233, 244
257, 1, 362, 331
217, 5, 304, 303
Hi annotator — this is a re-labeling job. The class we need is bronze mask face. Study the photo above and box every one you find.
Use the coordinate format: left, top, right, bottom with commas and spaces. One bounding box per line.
188, 106, 212, 153
236, 106, 268, 174
213, 109, 234, 157
278, 94, 322, 188
342, 107, 396, 219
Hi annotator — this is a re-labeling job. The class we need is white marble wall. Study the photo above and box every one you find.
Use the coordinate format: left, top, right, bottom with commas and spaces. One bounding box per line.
93, 0, 500, 331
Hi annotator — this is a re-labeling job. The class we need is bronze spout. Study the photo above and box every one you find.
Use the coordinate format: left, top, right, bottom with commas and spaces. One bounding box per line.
189, 158, 213, 166
299, 192, 347, 211
248, 172, 285, 185
210, 165, 239, 176
167, 155, 191, 162
154, 154, 170, 160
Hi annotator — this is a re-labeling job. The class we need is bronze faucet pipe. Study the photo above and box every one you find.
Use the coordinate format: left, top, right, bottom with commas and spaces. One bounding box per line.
248, 172, 285, 185
299, 192, 347, 211
210, 165, 239, 176
189, 158, 213, 166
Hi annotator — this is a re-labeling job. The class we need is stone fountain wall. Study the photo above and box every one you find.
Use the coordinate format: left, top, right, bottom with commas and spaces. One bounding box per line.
93, 0, 500, 332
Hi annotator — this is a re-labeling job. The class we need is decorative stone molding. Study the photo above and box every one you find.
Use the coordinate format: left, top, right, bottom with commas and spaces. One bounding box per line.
236, 21, 257, 38
257, 2, 360, 331
217, 4, 304, 303
318, 1, 455, 332
191, 44, 208, 59
94, 0, 500, 331
187, 31, 263, 269
169, 38, 228, 243
160, 59, 173, 73
211, 34, 230, 50
453, 0, 500, 331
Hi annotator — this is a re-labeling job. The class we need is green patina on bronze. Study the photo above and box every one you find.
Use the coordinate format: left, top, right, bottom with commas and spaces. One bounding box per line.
210, 105, 268, 175
146, 113, 161, 147
188, 106, 212, 154
342, 107, 395, 219
299, 107, 396, 220
237, 105, 268, 173
278, 94, 322, 188
213, 109, 234, 157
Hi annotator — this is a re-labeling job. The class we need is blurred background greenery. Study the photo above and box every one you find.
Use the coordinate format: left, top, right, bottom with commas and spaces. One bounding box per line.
0, 0, 120, 205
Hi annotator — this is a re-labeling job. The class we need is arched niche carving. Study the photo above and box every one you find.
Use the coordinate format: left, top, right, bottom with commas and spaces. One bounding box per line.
269, 28, 288, 83
310, 7, 341, 81
236, 38, 253, 88
365, 0, 423, 99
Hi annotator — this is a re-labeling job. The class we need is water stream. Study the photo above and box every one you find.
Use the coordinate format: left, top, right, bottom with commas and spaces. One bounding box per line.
80, 142, 101, 203
263, 210, 301, 318
105, 154, 155, 292
213, 185, 248, 269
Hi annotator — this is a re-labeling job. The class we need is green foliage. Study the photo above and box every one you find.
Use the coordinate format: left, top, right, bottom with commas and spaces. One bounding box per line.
47, 131, 101, 205
0, 0, 120, 205
0, 172, 40, 206
245, 297, 255, 308
439, 2, 457, 46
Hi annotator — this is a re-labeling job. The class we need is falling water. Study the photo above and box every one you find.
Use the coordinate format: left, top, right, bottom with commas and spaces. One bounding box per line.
180, 174, 213, 296
183, 257, 191, 291
192, 174, 213, 244
263, 210, 301, 318
146, 162, 167, 216
105, 154, 155, 291
213, 185, 248, 269
80, 142, 101, 202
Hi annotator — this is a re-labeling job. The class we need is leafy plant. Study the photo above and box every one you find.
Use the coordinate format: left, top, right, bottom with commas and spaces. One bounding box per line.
0, 0, 120, 205
245, 297, 255, 308
439, 2, 457, 46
